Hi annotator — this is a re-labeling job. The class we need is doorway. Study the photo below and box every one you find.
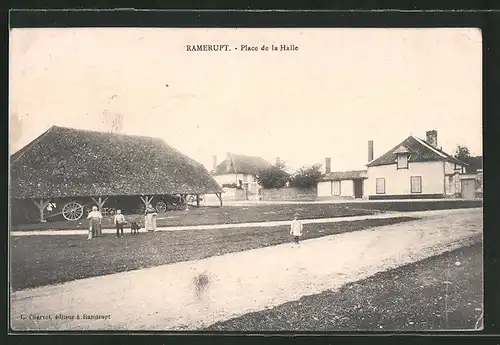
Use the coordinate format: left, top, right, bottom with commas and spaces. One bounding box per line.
461, 178, 476, 199
353, 179, 364, 199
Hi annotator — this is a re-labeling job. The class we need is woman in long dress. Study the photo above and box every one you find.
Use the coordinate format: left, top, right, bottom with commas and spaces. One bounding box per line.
144, 204, 158, 232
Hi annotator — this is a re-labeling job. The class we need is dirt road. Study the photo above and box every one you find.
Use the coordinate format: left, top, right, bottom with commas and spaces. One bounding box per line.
10, 208, 482, 331
207, 243, 483, 331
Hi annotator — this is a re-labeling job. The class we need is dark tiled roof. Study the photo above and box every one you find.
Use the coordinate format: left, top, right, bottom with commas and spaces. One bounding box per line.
10, 126, 223, 199
320, 170, 368, 181
366, 136, 466, 167
212, 154, 272, 176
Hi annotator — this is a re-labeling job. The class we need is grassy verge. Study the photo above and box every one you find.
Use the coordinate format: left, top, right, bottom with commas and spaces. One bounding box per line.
10, 217, 415, 291
11, 204, 374, 231
11, 199, 482, 232
205, 243, 483, 332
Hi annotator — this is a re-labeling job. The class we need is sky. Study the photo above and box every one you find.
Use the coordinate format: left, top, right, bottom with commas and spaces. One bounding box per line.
9, 28, 482, 172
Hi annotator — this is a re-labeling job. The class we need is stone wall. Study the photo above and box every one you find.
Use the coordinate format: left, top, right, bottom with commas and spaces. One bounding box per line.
260, 187, 318, 201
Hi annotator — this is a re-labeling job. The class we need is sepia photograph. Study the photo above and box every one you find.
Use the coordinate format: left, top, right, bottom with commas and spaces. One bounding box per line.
9, 27, 483, 332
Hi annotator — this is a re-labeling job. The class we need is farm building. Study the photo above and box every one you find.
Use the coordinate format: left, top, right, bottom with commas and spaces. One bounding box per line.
211, 152, 272, 194
10, 126, 223, 224
317, 131, 478, 200
317, 148, 371, 200
317, 168, 368, 200
366, 130, 468, 200
459, 168, 483, 200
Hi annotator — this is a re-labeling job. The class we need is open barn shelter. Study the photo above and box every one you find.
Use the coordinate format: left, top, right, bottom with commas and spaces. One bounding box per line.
10, 126, 224, 224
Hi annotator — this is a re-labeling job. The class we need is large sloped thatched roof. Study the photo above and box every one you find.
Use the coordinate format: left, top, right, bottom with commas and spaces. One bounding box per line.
212, 153, 272, 176
10, 126, 223, 199
366, 136, 466, 167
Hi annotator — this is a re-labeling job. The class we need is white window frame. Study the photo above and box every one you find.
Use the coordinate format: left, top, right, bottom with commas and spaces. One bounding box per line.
332, 180, 341, 196
410, 176, 422, 194
376, 178, 386, 194
397, 154, 409, 170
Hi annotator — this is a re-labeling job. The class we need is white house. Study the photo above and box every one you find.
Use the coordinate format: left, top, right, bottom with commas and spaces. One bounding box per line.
211, 152, 272, 194
365, 130, 467, 199
317, 157, 368, 199
317, 143, 373, 200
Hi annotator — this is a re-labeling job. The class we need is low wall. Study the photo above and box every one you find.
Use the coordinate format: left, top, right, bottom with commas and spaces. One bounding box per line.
203, 188, 254, 205
317, 195, 357, 201
353, 199, 483, 212
261, 187, 318, 201
368, 194, 446, 200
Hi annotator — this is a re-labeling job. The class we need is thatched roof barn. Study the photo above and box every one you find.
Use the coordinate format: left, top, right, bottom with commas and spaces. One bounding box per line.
10, 126, 223, 200
212, 153, 272, 176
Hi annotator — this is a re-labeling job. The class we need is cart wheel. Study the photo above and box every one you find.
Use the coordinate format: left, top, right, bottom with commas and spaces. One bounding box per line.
62, 201, 84, 221
155, 201, 167, 213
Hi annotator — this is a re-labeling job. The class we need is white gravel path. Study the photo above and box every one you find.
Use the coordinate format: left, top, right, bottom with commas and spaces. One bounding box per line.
10, 208, 482, 331
10, 208, 479, 236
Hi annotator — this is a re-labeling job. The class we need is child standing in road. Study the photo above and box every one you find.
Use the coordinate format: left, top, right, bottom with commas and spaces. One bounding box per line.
114, 210, 127, 237
290, 213, 303, 245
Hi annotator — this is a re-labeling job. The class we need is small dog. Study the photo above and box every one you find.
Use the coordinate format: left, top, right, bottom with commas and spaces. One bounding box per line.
130, 221, 141, 235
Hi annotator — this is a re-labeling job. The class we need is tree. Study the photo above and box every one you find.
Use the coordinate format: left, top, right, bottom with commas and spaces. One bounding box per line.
256, 161, 291, 189
290, 163, 323, 188
454, 144, 482, 173
454, 145, 471, 162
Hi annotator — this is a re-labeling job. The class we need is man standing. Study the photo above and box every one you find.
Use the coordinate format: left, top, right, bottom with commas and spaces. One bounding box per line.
113, 209, 127, 237
87, 206, 103, 239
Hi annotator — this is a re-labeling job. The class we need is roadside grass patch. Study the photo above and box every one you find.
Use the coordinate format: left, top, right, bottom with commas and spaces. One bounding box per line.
205, 243, 483, 332
10, 217, 415, 290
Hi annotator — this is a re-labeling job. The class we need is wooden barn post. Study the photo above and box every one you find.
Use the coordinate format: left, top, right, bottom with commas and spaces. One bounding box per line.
140, 195, 154, 210
91, 197, 108, 211
32, 199, 50, 223
216, 193, 223, 207
196, 194, 200, 207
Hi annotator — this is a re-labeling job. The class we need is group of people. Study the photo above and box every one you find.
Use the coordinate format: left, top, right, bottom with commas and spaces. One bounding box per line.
85, 203, 304, 245
86, 204, 159, 239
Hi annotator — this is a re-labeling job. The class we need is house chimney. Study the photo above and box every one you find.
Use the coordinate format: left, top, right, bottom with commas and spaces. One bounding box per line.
212, 155, 217, 170
226, 152, 231, 170
426, 130, 438, 148
368, 140, 374, 162
325, 158, 331, 174
276, 157, 280, 166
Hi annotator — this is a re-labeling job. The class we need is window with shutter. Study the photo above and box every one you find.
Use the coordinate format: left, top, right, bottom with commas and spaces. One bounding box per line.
332, 181, 341, 196
410, 176, 422, 193
397, 154, 408, 169
376, 178, 385, 194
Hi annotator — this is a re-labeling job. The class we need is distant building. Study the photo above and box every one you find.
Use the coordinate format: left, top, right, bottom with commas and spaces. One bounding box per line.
366, 130, 467, 199
318, 130, 475, 200
317, 167, 367, 200
211, 153, 272, 194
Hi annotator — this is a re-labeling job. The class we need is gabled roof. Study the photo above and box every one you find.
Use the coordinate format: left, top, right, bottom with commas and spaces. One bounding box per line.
366, 136, 467, 167
212, 153, 272, 176
320, 170, 368, 181
393, 146, 410, 154
10, 126, 223, 199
